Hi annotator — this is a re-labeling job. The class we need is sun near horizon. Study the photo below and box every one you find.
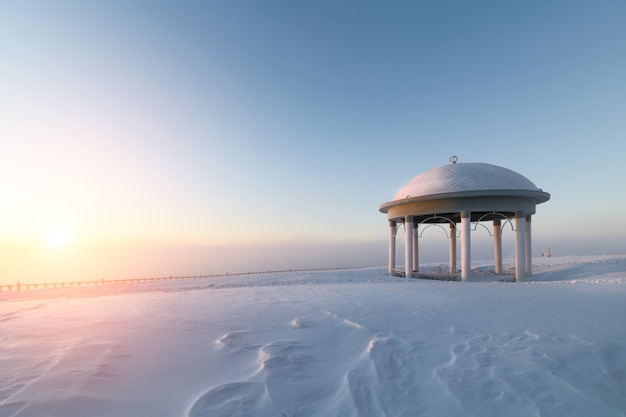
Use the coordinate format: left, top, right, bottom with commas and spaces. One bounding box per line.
47, 227, 70, 249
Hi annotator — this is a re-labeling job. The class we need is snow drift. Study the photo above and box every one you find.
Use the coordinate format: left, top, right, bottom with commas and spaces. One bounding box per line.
1, 255, 625, 417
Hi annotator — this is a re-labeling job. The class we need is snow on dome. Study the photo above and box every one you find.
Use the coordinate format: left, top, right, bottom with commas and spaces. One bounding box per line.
392, 162, 541, 201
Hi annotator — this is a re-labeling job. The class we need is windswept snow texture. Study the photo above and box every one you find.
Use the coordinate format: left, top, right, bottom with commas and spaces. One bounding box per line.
1, 255, 626, 417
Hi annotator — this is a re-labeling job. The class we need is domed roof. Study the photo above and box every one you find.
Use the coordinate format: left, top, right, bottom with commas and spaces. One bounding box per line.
392, 162, 543, 201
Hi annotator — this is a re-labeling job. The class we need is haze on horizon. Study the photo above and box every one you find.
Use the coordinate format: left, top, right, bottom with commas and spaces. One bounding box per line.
1, 1, 625, 284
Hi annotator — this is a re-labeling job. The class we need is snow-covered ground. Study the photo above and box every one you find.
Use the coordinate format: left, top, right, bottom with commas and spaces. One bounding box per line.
1, 255, 625, 417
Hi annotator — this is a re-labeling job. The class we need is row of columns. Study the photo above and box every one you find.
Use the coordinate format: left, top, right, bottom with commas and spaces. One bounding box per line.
388, 212, 533, 281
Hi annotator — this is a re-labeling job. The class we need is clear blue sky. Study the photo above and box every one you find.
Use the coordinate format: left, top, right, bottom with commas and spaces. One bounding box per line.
1, 1, 625, 282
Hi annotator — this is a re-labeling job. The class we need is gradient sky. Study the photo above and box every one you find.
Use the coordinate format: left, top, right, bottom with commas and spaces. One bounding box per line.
2, 1, 625, 283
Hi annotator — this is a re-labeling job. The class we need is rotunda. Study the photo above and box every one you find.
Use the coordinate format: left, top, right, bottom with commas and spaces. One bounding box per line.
379, 157, 550, 281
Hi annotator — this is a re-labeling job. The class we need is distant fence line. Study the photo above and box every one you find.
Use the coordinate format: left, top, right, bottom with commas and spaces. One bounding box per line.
0, 266, 365, 292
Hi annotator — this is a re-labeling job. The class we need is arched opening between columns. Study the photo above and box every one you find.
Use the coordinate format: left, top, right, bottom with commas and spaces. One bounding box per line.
390, 217, 418, 278
470, 212, 517, 278
418, 215, 459, 277
389, 215, 462, 280
393, 220, 406, 274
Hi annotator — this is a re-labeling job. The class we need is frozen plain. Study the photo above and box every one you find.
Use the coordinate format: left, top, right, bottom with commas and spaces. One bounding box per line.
1, 255, 625, 417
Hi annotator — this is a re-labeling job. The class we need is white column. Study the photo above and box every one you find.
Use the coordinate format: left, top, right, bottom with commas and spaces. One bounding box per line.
449, 223, 457, 274
412, 222, 419, 275
515, 211, 527, 282
493, 219, 502, 274
388, 221, 396, 275
461, 211, 471, 282
405, 216, 414, 278
526, 215, 532, 277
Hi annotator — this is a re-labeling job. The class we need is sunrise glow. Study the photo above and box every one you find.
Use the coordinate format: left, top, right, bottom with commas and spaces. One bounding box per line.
48, 227, 69, 249
1, 2, 625, 286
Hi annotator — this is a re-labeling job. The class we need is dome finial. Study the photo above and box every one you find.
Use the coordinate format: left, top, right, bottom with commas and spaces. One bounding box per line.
450, 155, 458, 165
